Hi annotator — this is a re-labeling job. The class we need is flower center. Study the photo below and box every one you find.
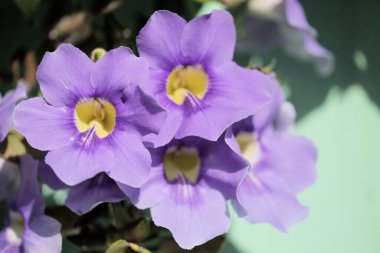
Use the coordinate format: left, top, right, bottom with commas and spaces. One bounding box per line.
166, 65, 209, 105
74, 98, 116, 138
163, 147, 201, 184
236, 132, 261, 166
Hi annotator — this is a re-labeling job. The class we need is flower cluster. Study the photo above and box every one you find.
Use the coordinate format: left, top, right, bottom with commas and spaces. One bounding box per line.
0, 9, 317, 251
231, 75, 317, 231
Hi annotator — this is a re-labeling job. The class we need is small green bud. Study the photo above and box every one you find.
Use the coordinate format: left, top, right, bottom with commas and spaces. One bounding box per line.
91, 48, 106, 62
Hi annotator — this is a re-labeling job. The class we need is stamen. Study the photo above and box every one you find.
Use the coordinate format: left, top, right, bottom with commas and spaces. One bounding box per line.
166, 65, 209, 105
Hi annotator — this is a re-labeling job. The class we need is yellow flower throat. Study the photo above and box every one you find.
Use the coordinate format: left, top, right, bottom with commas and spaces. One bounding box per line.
163, 147, 201, 184
166, 65, 209, 105
74, 98, 116, 138
236, 132, 261, 166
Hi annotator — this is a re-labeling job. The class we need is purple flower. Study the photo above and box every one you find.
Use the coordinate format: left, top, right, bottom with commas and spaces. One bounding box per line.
231, 73, 317, 231
0, 82, 26, 142
119, 134, 248, 249
13, 44, 166, 187
38, 158, 127, 215
0, 155, 62, 253
0, 158, 19, 200
136, 10, 270, 146
238, 0, 334, 76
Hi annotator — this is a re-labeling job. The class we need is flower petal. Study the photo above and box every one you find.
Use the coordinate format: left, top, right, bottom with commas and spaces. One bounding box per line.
202, 134, 248, 199
13, 98, 77, 151
0, 158, 19, 200
107, 131, 152, 188
116, 86, 166, 138
45, 141, 113, 186
37, 43, 94, 106
253, 75, 284, 133
143, 108, 183, 147
284, 0, 314, 32
122, 149, 170, 209
175, 63, 271, 141
273, 101, 296, 132
119, 170, 168, 210
38, 157, 68, 190
23, 215, 62, 253
0, 83, 26, 142
7, 155, 62, 253
0, 228, 21, 253
236, 170, 309, 232
90, 47, 149, 97
180, 10, 236, 67
259, 129, 317, 193
11, 155, 44, 217
281, 26, 335, 77
137, 10, 186, 70
224, 127, 241, 154
281, 0, 335, 76
65, 173, 126, 215
151, 182, 230, 250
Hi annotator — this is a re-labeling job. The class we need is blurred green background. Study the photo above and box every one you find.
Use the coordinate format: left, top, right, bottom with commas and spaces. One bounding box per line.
223, 1, 380, 252
1, 0, 379, 252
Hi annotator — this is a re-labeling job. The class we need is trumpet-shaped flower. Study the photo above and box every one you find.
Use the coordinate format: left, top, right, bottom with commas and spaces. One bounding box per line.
239, 0, 334, 76
0, 82, 26, 142
137, 10, 270, 146
13, 44, 165, 187
119, 134, 248, 249
0, 155, 62, 253
232, 74, 317, 231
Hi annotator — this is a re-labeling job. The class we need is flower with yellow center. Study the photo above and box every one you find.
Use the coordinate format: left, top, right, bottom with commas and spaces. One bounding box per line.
136, 10, 270, 146
166, 65, 209, 105
13, 44, 166, 190
121, 134, 249, 250
74, 98, 116, 139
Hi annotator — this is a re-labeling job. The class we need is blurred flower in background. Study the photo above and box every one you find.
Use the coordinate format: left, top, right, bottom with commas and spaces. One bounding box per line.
0, 83, 26, 142
222, 0, 335, 76
0, 155, 62, 253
